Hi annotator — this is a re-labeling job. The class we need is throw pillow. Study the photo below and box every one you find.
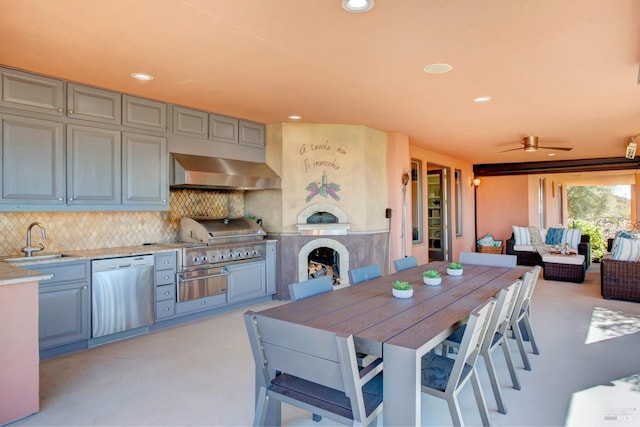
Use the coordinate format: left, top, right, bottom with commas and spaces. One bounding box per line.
512, 225, 531, 245
545, 227, 565, 245
477, 233, 494, 246
563, 228, 582, 249
611, 237, 640, 262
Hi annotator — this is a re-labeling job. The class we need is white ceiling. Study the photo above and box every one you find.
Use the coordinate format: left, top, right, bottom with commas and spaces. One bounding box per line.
1, 0, 639, 166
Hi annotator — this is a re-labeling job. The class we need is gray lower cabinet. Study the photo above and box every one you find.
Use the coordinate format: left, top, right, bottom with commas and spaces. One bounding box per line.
0, 67, 65, 116
123, 95, 167, 132
67, 124, 122, 205
0, 114, 65, 204
154, 251, 177, 320
227, 260, 266, 304
122, 132, 168, 206
67, 83, 121, 125
32, 261, 91, 349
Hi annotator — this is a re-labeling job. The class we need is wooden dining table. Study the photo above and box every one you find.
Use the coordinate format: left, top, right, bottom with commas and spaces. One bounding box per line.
253, 260, 527, 426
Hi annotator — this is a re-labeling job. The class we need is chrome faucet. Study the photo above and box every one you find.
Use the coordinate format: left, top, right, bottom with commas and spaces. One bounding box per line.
22, 222, 46, 257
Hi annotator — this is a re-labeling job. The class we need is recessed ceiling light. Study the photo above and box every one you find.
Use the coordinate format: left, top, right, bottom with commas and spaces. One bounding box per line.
288, 115, 302, 120
424, 63, 453, 74
341, 0, 374, 13
131, 72, 154, 81
473, 96, 492, 103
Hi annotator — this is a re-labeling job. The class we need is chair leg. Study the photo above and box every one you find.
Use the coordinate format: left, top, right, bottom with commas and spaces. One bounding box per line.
522, 316, 540, 355
470, 369, 492, 426
254, 387, 268, 427
512, 320, 532, 371
500, 338, 521, 390
445, 395, 465, 427
483, 350, 507, 415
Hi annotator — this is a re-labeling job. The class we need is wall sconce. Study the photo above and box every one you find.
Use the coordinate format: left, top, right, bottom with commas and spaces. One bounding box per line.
471, 178, 481, 187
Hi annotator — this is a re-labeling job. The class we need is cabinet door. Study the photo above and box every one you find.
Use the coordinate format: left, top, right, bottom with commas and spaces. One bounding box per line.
39, 281, 90, 349
173, 106, 208, 139
227, 261, 266, 304
67, 83, 121, 124
209, 114, 238, 144
0, 67, 64, 116
67, 124, 121, 205
123, 95, 167, 131
0, 114, 65, 204
122, 132, 168, 206
239, 120, 265, 147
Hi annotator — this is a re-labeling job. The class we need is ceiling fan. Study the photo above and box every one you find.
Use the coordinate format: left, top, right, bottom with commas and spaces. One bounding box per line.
500, 136, 573, 153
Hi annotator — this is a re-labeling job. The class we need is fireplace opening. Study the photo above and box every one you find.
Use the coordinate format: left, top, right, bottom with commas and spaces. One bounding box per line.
308, 247, 340, 285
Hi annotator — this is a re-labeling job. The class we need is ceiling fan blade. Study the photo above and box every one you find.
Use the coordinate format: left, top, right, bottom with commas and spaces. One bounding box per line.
538, 146, 573, 151
499, 147, 524, 152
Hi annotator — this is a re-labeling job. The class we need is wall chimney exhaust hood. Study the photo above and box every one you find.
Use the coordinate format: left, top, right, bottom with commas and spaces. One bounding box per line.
170, 153, 281, 190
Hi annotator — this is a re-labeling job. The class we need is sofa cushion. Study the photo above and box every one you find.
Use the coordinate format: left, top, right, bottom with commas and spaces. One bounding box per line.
512, 226, 531, 245
545, 227, 565, 245
563, 228, 582, 249
611, 237, 640, 262
513, 245, 536, 252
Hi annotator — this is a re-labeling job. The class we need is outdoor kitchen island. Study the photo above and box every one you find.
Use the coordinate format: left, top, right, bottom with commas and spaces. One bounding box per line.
0, 263, 51, 425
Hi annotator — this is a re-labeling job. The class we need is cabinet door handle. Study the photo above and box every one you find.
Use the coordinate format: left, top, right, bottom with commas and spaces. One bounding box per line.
57, 107, 63, 112
164, 291, 170, 296
68, 197, 74, 201
69, 109, 74, 114
164, 307, 170, 311
83, 285, 88, 290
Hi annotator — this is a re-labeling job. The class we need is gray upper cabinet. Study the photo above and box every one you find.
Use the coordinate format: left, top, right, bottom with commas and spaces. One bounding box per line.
67, 124, 122, 205
67, 83, 121, 125
123, 95, 167, 131
209, 113, 238, 144
239, 120, 265, 147
0, 67, 65, 116
0, 114, 65, 204
173, 106, 208, 139
122, 132, 167, 207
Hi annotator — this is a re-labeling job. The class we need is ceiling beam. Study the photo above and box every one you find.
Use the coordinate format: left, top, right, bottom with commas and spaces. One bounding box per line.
473, 157, 640, 177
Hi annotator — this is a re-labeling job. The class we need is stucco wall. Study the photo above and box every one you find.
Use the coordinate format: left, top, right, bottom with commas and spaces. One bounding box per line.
249, 123, 389, 234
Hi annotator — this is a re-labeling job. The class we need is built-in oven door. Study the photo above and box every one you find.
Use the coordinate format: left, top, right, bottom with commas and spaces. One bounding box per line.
177, 267, 228, 302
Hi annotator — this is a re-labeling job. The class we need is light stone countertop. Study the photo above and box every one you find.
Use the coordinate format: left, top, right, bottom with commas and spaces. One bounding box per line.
0, 243, 187, 286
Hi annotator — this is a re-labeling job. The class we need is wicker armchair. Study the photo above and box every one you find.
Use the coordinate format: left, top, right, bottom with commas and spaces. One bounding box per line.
505, 233, 591, 267
601, 239, 640, 303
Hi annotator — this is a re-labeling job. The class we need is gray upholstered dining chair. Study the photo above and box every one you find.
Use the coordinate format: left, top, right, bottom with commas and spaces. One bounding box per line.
348, 264, 382, 284
288, 276, 333, 300
244, 311, 384, 427
441, 280, 523, 414
393, 255, 418, 272
459, 251, 517, 268
420, 298, 496, 427
509, 266, 542, 371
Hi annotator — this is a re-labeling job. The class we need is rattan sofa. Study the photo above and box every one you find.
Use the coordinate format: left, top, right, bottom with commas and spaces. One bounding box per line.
601, 239, 640, 303
505, 233, 591, 267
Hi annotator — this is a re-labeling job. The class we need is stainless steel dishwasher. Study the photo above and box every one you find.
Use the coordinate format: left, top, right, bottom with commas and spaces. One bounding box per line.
91, 255, 155, 338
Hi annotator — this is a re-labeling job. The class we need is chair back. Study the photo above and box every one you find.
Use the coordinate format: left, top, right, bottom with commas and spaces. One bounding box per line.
511, 266, 541, 321
288, 276, 333, 300
459, 251, 517, 268
481, 280, 522, 353
393, 256, 418, 272
244, 311, 383, 425
348, 264, 382, 284
444, 299, 496, 392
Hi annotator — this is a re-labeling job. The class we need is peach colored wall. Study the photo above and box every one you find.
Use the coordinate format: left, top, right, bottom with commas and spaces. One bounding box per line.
409, 145, 475, 264
476, 175, 529, 243
386, 132, 411, 267
0, 281, 39, 424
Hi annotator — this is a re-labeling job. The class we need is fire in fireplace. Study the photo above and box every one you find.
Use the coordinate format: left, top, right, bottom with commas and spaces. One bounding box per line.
308, 247, 340, 285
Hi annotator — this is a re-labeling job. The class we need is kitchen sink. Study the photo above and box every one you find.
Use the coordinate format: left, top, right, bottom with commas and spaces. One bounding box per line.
3, 253, 72, 263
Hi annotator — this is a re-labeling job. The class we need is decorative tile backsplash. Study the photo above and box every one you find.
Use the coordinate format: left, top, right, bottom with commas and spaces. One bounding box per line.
0, 189, 244, 255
